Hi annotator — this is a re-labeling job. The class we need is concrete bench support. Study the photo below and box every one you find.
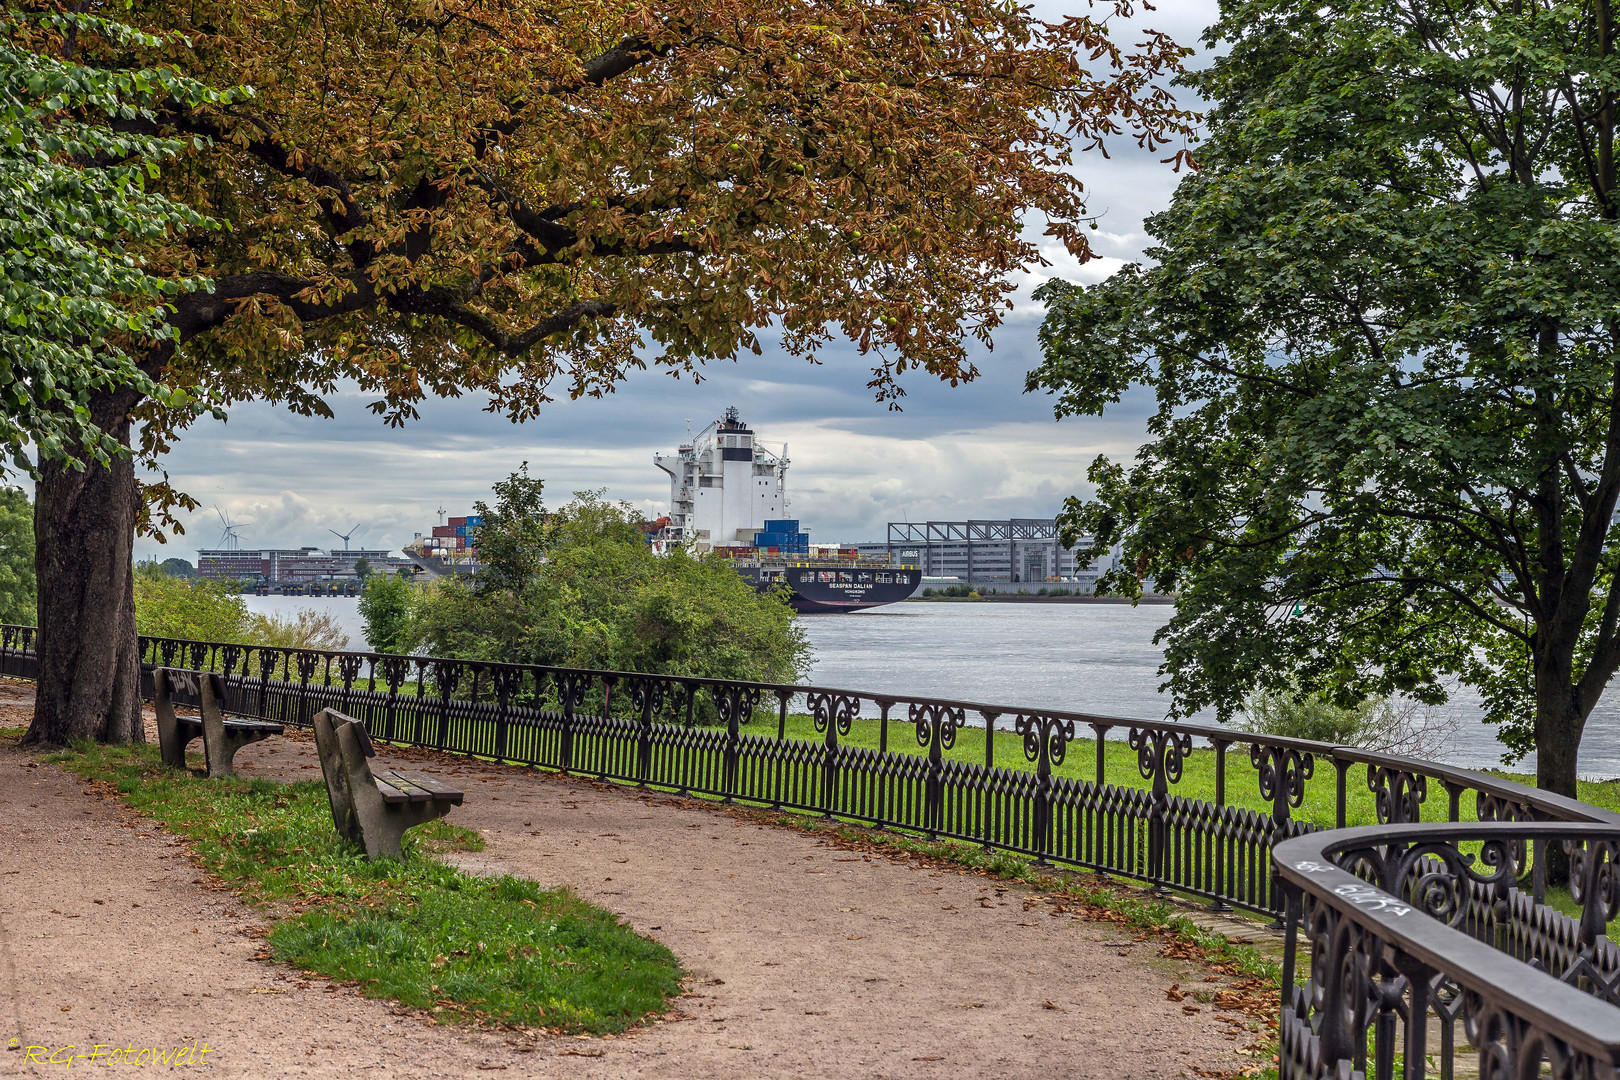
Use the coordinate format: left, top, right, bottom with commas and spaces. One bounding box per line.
312, 708, 464, 860
153, 668, 283, 778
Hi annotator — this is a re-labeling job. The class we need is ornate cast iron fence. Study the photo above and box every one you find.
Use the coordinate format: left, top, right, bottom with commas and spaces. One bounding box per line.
1276, 824, 1620, 1080
5, 622, 1620, 1075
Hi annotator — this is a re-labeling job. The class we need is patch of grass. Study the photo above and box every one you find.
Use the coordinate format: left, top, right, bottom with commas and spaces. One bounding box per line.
44, 740, 682, 1033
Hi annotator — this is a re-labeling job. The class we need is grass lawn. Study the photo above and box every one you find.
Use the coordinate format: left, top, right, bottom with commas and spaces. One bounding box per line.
40, 739, 683, 1032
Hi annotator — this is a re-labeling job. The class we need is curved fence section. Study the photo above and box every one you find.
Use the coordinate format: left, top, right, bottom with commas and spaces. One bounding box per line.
1275, 824, 1620, 1079
5, 623, 1620, 1075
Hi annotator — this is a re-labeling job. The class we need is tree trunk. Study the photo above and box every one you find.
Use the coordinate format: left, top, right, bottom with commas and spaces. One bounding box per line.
22, 389, 143, 746
1534, 694, 1584, 800
1533, 671, 1588, 885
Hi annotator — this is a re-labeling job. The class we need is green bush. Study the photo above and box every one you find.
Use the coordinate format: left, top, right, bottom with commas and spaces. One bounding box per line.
133, 563, 248, 642
409, 480, 809, 700
245, 609, 350, 651
134, 563, 348, 650
1240, 686, 1454, 755
358, 572, 414, 653
0, 486, 34, 625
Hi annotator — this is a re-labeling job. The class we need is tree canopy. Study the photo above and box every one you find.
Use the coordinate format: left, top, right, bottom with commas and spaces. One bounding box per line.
1028, 0, 1620, 795
23, 0, 1195, 746
109, 0, 1193, 473
0, 11, 237, 479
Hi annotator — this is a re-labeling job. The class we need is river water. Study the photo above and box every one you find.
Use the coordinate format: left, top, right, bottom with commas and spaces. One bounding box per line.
241, 595, 1620, 779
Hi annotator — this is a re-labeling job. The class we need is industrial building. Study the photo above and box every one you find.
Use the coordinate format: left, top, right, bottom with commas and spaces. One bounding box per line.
846, 519, 1119, 592
197, 547, 414, 586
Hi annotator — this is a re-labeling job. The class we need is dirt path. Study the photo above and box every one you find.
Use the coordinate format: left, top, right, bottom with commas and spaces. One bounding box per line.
0, 681, 1254, 1078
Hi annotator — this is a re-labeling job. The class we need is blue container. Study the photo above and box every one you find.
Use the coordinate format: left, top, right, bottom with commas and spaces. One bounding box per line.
455, 526, 466, 536
466, 515, 484, 527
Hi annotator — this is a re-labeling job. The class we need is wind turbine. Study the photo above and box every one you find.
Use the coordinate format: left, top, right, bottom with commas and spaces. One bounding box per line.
214, 507, 251, 551
328, 523, 361, 552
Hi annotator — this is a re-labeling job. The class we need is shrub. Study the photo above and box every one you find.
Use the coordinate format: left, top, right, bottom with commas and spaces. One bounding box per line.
0, 486, 34, 625
245, 608, 350, 651
1240, 687, 1456, 756
409, 479, 809, 701
133, 563, 249, 642
358, 572, 414, 653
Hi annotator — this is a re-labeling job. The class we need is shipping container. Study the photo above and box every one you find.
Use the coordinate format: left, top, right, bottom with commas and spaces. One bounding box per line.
449, 516, 467, 527
432, 526, 455, 538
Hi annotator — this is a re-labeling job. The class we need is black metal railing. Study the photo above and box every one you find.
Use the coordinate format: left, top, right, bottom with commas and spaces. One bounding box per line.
5, 622, 1620, 1076
1275, 824, 1620, 1079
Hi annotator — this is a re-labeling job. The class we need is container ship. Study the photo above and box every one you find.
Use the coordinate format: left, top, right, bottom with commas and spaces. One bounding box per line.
402, 511, 483, 577
654, 408, 920, 613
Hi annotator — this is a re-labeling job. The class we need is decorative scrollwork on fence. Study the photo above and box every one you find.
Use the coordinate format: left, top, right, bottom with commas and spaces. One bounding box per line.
1131, 726, 1193, 790
431, 659, 462, 698
910, 702, 962, 752
187, 641, 209, 670
1478, 793, 1537, 874
713, 684, 764, 728
1460, 990, 1605, 1080
158, 638, 179, 666
554, 672, 593, 714
807, 691, 860, 738
1252, 743, 1315, 815
1301, 894, 1379, 1066
257, 647, 282, 682
623, 676, 668, 718
336, 654, 363, 687
1368, 764, 1428, 825
379, 655, 410, 692
295, 650, 320, 683
219, 644, 243, 678
1565, 838, 1620, 951
1331, 839, 1519, 927
1016, 713, 1075, 769
491, 667, 525, 703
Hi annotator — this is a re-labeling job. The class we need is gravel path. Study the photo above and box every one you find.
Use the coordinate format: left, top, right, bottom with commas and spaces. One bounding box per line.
0, 682, 1252, 1078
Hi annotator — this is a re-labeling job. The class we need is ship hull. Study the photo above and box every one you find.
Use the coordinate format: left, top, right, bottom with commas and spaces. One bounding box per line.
742, 565, 921, 613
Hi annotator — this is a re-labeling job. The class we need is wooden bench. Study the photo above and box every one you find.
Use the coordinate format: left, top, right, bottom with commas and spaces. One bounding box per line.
312, 708, 464, 860
153, 668, 284, 778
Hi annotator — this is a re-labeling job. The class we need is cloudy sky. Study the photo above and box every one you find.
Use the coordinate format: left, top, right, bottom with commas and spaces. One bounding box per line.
136, 1, 1224, 562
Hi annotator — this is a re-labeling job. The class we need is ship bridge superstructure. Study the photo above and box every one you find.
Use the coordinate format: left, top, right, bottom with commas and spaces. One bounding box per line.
654, 406, 788, 550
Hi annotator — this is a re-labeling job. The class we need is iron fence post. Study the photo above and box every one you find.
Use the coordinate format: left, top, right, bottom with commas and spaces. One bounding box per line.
1210, 738, 1231, 912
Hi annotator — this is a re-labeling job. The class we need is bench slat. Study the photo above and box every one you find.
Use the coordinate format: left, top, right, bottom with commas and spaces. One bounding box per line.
372, 776, 414, 804
173, 717, 283, 735
379, 773, 435, 803
381, 770, 465, 805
